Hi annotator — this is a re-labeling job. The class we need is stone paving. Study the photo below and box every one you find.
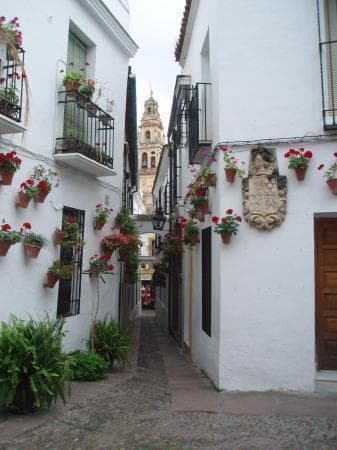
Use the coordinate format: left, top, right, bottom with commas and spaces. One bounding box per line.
1, 314, 337, 449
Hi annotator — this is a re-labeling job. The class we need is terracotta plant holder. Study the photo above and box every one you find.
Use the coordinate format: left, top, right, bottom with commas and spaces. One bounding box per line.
64, 80, 81, 96
327, 178, 337, 195
94, 219, 106, 230
189, 234, 199, 246
194, 199, 209, 222
24, 244, 42, 258
205, 174, 217, 187
44, 273, 58, 288
0, 170, 15, 185
54, 229, 65, 246
195, 209, 206, 222
16, 192, 31, 208
225, 168, 236, 183
294, 167, 307, 181
0, 241, 11, 256
35, 190, 49, 203
221, 233, 232, 244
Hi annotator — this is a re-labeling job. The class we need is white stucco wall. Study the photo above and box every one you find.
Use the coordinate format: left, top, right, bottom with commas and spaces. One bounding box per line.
0, 0, 136, 350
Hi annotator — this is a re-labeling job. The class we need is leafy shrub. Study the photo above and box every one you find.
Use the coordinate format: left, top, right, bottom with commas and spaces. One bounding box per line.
67, 351, 108, 381
91, 318, 131, 369
0, 316, 67, 414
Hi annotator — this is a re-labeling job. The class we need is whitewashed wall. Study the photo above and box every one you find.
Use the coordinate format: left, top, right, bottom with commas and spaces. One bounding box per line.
0, 0, 136, 350
178, 0, 334, 391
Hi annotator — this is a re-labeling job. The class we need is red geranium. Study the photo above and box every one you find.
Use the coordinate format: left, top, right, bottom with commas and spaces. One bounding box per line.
22, 222, 31, 229
211, 216, 219, 223
284, 147, 313, 169
1, 223, 11, 231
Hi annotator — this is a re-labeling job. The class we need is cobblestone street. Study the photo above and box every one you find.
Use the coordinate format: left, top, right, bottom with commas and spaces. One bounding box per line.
1, 314, 337, 450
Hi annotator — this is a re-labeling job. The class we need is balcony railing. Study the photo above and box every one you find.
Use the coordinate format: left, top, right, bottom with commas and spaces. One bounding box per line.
187, 82, 212, 163
0, 45, 24, 123
55, 91, 115, 170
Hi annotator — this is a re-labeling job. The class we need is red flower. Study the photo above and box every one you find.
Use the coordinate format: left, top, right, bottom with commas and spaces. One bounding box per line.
304, 150, 313, 159
318, 164, 325, 170
180, 218, 188, 223
96, 203, 102, 208
284, 152, 290, 158
22, 73, 27, 79
104, 254, 110, 261
22, 222, 31, 229
85, 62, 90, 66
67, 215, 77, 223
334, 152, 337, 157
27, 178, 34, 185
226, 209, 233, 215
221, 218, 228, 223
38, 180, 49, 192
1, 224, 11, 231
20, 182, 27, 188
108, 264, 113, 271
236, 216, 242, 222
211, 216, 219, 223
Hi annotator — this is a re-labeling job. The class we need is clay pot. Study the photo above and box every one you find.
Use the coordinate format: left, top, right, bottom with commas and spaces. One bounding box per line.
64, 80, 81, 96
94, 219, 106, 230
35, 189, 49, 203
189, 234, 199, 246
0, 241, 11, 256
294, 167, 307, 181
44, 273, 58, 288
54, 229, 65, 246
205, 173, 217, 187
225, 168, 236, 183
221, 233, 232, 244
327, 178, 337, 195
194, 199, 209, 222
16, 191, 31, 208
195, 209, 206, 222
24, 244, 42, 258
0, 170, 14, 185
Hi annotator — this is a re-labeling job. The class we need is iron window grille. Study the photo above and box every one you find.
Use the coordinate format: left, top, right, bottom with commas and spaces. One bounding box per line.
0, 46, 24, 122
57, 207, 85, 318
55, 91, 115, 168
187, 82, 212, 163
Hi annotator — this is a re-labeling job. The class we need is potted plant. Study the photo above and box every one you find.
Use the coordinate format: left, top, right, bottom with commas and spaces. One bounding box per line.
44, 260, 74, 288
85, 254, 114, 278
0, 86, 19, 117
79, 78, 95, 99
211, 209, 242, 244
219, 145, 246, 182
0, 16, 22, 49
196, 166, 217, 187
185, 180, 209, 222
94, 204, 113, 230
284, 147, 313, 181
100, 233, 129, 259
29, 164, 59, 203
16, 178, 35, 208
0, 222, 21, 256
318, 153, 337, 194
0, 151, 21, 185
180, 218, 200, 247
163, 233, 183, 257
62, 70, 84, 95
54, 215, 84, 249
20, 222, 47, 258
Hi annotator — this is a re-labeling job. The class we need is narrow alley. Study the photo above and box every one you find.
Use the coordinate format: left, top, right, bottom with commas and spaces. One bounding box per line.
1, 314, 337, 450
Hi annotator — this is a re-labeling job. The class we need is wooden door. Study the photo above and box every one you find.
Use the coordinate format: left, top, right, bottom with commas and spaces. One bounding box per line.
316, 217, 337, 370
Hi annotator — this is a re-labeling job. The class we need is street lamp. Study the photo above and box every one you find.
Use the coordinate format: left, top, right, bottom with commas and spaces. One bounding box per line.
152, 206, 166, 230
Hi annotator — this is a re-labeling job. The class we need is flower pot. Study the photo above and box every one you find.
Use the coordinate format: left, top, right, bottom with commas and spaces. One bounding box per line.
103, 250, 112, 259
35, 189, 49, 203
225, 168, 236, 183
327, 178, 337, 195
16, 191, 31, 208
89, 268, 99, 278
294, 167, 307, 181
221, 233, 232, 244
24, 244, 42, 258
94, 219, 106, 230
54, 229, 65, 246
188, 234, 199, 246
195, 209, 206, 222
44, 273, 58, 288
205, 174, 217, 187
0, 169, 14, 185
0, 241, 11, 256
64, 80, 81, 96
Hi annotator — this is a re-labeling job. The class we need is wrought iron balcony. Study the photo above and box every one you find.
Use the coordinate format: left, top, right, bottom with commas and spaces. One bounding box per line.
187, 82, 212, 163
55, 91, 115, 177
0, 45, 25, 134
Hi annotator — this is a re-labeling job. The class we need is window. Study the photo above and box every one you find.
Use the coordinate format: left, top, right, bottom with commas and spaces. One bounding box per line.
319, 0, 337, 127
151, 156, 156, 168
202, 227, 211, 336
142, 152, 148, 168
145, 130, 150, 140
57, 207, 85, 318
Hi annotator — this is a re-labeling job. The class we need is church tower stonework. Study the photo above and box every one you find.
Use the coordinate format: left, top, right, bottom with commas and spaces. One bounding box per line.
138, 92, 165, 213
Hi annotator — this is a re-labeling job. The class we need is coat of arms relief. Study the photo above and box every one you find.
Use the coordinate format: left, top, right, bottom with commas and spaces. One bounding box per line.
242, 147, 287, 230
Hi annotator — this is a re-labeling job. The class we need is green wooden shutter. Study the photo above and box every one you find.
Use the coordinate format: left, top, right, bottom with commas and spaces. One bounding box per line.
67, 32, 87, 75
325, 0, 337, 111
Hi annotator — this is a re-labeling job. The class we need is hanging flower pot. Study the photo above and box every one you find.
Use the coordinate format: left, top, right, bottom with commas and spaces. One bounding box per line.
221, 233, 232, 244
54, 229, 65, 246
44, 273, 59, 288
0, 170, 15, 185
103, 250, 112, 260
195, 208, 206, 222
24, 244, 42, 258
35, 189, 49, 203
16, 191, 31, 208
205, 173, 217, 187
189, 234, 199, 246
64, 80, 82, 96
327, 178, 337, 195
294, 167, 307, 181
94, 219, 106, 230
0, 241, 11, 256
225, 168, 236, 183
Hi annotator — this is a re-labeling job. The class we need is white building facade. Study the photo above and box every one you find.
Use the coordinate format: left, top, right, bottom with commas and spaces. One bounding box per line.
155, 0, 337, 392
0, 0, 137, 351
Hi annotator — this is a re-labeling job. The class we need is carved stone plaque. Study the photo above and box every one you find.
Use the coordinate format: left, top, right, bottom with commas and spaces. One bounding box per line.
242, 147, 287, 230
